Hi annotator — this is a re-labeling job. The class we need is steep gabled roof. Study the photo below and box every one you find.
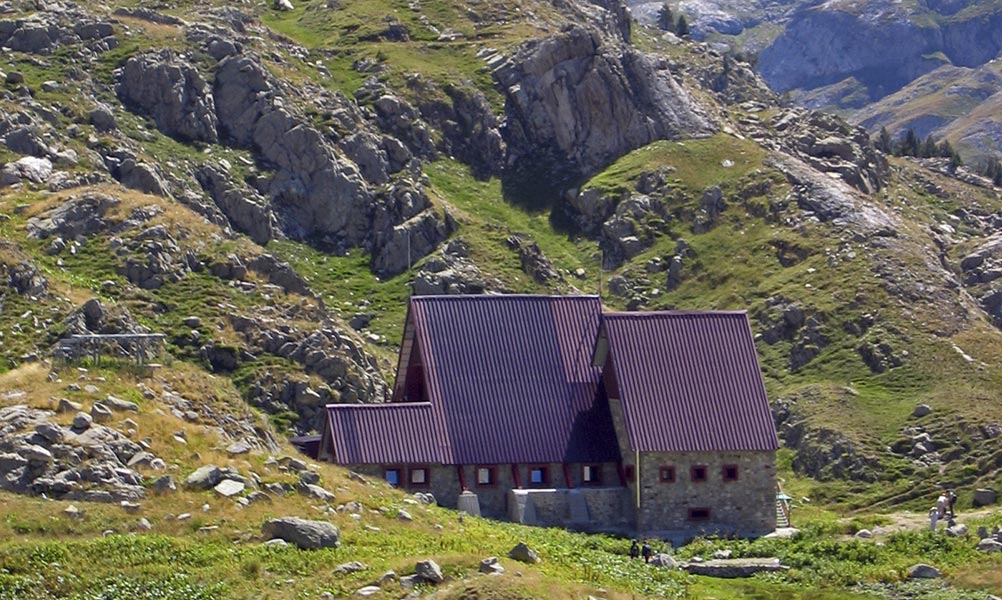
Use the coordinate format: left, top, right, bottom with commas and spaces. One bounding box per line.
325, 295, 622, 465
597, 311, 778, 453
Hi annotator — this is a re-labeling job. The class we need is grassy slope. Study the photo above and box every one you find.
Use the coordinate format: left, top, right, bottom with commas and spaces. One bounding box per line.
2, 0, 1002, 598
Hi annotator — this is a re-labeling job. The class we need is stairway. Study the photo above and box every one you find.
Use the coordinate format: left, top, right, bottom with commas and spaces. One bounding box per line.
776, 499, 790, 528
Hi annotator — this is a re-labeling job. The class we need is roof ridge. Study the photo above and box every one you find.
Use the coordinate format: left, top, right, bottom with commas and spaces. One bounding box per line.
326, 402, 434, 409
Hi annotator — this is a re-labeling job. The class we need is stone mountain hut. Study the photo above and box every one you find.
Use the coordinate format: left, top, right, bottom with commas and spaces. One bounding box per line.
319, 295, 779, 539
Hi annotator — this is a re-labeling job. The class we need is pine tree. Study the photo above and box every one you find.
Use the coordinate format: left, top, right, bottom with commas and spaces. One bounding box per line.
876, 127, 892, 154
897, 128, 919, 157
675, 14, 689, 37
657, 3, 674, 32
921, 135, 938, 159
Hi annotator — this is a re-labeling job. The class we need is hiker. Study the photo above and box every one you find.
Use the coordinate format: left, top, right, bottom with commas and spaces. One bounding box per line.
936, 493, 948, 518
929, 506, 940, 531
629, 540, 640, 560
948, 490, 958, 518
641, 540, 653, 563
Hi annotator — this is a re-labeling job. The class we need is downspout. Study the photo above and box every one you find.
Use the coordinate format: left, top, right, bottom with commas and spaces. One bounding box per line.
635, 449, 641, 509
457, 465, 466, 491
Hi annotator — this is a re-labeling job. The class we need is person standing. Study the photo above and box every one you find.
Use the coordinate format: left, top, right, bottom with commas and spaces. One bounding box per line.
641, 540, 653, 563
629, 540, 640, 560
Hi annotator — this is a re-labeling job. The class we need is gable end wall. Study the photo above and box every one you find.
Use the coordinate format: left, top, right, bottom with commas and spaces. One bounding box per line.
637, 450, 776, 537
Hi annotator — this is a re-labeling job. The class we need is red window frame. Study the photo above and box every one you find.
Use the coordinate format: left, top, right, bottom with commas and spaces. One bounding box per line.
527, 464, 550, 487
688, 507, 711, 521
659, 466, 676, 483
581, 464, 602, 485
475, 465, 497, 488
407, 466, 430, 488
690, 465, 708, 482
383, 466, 403, 487
722, 464, 739, 482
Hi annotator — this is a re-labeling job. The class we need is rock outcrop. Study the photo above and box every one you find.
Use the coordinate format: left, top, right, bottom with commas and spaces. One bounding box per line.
118, 50, 219, 144
493, 25, 713, 200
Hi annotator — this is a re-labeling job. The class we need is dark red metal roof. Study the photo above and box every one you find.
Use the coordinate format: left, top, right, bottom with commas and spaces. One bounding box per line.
600, 311, 778, 453
325, 295, 621, 465
413, 295, 619, 465
325, 402, 447, 464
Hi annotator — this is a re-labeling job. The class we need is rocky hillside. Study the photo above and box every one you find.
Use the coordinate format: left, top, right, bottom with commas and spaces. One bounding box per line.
1, 0, 1001, 515
629, 0, 1002, 166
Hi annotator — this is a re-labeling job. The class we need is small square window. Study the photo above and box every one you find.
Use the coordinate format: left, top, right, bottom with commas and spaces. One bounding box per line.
691, 465, 708, 482
476, 466, 496, 486
722, 464, 739, 482
659, 466, 676, 483
384, 468, 401, 486
529, 466, 549, 486
688, 507, 711, 521
582, 464, 602, 485
409, 467, 429, 486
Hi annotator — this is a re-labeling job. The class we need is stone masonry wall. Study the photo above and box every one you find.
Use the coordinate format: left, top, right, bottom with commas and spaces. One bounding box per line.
347, 461, 625, 525
636, 450, 776, 538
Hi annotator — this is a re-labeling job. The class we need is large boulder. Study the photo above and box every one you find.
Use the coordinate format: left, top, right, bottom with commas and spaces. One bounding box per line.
973, 488, 998, 507
118, 50, 219, 143
907, 564, 942, 579
414, 559, 444, 584
261, 517, 340, 550
508, 542, 539, 564
185, 465, 223, 490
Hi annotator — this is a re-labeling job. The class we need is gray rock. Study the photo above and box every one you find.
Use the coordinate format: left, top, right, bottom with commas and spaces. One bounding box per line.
226, 441, 251, 455
246, 491, 271, 504
115, 159, 169, 197
479, 556, 504, 574
27, 194, 119, 239
945, 524, 968, 537
194, 165, 275, 245
907, 564, 942, 579
151, 475, 176, 494
333, 561, 367, 574
72, 411, 93, 430
973, 488, 997, 507
2, 157, 53, 185
300, 483, 335, 502
57, 399, 82, 413
118, 50, 218, 143
24, 444, 53, 463
214, 479, 245, 497
64, 505, 84, 519
6, 71, 24, 85
89, 105, 117, 132
264, 538, 288, 547
978, 538, 1002, 553
855, 529, 873, 539
912, 404, 932, 417
185, 465, 223, 490
261, 517, 340, 550
508, 542, 539, 564
274, 0, 294, 10
650, 553, 678, 568
103, 395, 138, 412
137, 517, 152, 531
683, 558, 787, 578
353, 586, 380, 597
126, 451, 156, 469
414, 559, 444, 583
35, 422, 65, 443
399, 574, 422, 588
493, 26, 713, 197
90, 402, 113, 423
397, 509, 413, 521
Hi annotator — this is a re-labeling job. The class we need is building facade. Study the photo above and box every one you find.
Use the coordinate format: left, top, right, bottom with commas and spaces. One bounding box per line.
319, 295, 779, 539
